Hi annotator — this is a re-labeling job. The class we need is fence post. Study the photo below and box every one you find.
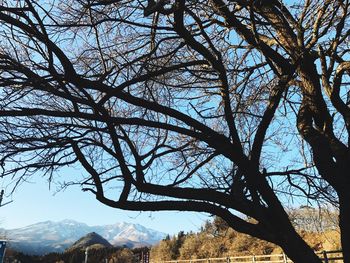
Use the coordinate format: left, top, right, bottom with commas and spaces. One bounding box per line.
282, 253, 287, 263
226, 256, 231, 263
252, 255, 256, 263
323, 251, 329, 263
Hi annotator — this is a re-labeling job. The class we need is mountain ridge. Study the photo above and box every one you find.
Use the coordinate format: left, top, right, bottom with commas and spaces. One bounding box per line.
0, 219, 166, 255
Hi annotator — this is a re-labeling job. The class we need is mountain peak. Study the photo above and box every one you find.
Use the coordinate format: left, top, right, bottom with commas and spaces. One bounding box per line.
68, 232, 112, 251
59, 219, 88, 226
60, 219, 79, 224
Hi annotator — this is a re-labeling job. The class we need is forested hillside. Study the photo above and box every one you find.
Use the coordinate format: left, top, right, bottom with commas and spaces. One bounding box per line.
5, 246, 148, 263
151, 209, 341, 261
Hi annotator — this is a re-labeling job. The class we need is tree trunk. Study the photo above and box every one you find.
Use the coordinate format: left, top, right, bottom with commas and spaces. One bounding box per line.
263, 210, 322, 263
278, 231, 322, 263
339, 190, 350, 263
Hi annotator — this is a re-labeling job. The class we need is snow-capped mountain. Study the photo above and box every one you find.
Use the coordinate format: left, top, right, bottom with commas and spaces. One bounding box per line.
0, 220, 166, 255
95, 221, 165, 246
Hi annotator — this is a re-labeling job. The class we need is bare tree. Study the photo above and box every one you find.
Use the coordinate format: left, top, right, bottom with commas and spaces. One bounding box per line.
0, 1, 350, 262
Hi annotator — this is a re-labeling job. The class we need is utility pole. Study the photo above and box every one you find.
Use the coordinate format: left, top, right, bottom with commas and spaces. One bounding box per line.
85, 247, 89, 263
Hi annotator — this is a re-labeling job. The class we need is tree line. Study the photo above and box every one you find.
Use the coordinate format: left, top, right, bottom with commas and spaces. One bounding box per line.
5, 246, 149, 263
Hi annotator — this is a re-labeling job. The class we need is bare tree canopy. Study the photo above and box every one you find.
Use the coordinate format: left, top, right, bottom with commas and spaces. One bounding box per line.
1, 1, 350, 262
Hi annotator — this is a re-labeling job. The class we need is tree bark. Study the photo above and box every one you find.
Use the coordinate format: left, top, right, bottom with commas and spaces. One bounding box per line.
278, 231, 322, 263
255, 208, 322, 263
339, 190, 350, 263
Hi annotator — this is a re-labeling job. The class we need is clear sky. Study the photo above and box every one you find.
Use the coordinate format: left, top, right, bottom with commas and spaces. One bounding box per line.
0, 170, 208, 235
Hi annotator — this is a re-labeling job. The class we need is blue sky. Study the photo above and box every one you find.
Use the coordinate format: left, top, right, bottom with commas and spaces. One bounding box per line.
0, 173, 208, 235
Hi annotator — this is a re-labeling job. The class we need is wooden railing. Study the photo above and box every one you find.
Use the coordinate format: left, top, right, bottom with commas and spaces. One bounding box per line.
151, 250, 343, 263
319, 250, 343, 262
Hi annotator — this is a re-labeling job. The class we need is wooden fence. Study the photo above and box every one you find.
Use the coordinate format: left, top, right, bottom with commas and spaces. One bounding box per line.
151, 250, 343, 263
320, 250, 344, 263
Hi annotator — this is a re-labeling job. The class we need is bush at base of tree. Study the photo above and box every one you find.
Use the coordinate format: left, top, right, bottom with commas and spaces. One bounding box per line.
6, 246, 148, 263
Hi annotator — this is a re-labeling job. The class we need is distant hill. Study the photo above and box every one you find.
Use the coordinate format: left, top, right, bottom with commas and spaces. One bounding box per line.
67, 232, 112, 251
1, 219, 166, 255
